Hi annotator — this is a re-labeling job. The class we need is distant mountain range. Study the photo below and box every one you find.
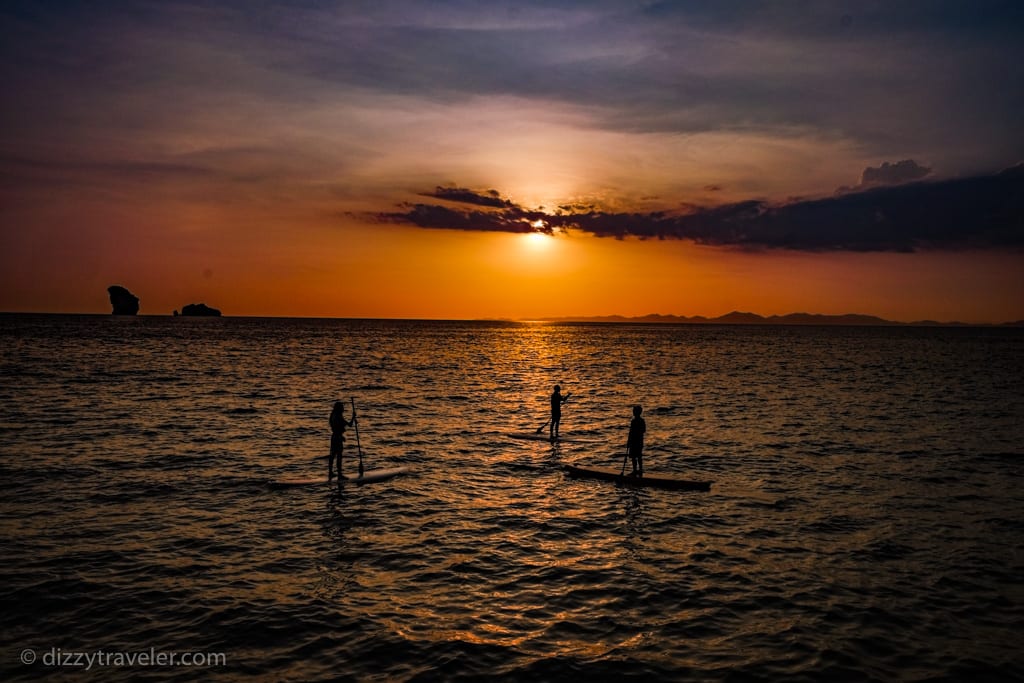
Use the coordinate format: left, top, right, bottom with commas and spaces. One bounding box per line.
541, 311, 1024, 327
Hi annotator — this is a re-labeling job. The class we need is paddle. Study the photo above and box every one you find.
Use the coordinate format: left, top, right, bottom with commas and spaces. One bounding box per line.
620, 443, 630, 476
350, 397, 364, 477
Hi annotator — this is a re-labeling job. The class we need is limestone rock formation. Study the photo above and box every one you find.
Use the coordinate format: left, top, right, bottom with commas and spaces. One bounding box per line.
178, 303, 221, 317
107, 285, 140, 315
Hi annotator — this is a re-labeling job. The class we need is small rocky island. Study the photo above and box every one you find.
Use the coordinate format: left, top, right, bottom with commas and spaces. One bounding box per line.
107, 285, 140, 315
174, 303, 222, 317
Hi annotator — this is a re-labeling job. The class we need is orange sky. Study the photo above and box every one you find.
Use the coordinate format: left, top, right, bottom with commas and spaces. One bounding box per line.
4, 200, 1021, 322
1, 3, 1022, 323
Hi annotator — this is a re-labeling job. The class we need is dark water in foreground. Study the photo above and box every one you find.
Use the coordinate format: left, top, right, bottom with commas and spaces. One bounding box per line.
1, 315, 1022, 681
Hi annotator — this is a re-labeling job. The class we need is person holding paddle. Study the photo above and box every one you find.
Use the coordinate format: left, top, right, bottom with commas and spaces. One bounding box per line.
627, 404, 646, 477
549, 385, 570, 441
328, 400, 355, 480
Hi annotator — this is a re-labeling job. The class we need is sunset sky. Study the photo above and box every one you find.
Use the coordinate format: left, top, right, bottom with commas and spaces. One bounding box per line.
2, 1, 1022, 322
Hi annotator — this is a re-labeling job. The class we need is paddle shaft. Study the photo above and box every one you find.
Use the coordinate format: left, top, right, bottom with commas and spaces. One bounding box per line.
350, 397, 364, 475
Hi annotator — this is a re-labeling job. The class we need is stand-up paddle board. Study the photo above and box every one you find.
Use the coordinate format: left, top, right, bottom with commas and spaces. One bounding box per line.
563, 464, 711, 491
269, 466, 408, 489
506, 433, 599, 444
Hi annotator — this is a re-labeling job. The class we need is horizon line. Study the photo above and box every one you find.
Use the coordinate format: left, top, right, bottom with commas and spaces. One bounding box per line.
3, 310, 1022, 327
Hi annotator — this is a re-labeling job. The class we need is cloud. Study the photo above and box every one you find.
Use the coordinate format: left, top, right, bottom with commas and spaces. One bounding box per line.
7, 0, 1018, 165
419, 186, 514, 209
375, 165, 1024, 252
2, 0, 1021, 205
835, 159, 933, 193
377, 188, 558, 235
859, 160, 932, 187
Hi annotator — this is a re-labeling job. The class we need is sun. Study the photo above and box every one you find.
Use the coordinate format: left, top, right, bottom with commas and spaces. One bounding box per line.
524, 231, 550, 249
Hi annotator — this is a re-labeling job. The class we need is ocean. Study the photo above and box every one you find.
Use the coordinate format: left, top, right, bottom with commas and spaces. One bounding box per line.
1, 315, 1022, 681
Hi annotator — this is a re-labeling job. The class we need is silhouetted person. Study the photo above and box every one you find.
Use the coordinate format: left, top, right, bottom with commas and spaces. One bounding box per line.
550, 385, 569, 440
329, 401, 354, 480
627, 405, 646, 476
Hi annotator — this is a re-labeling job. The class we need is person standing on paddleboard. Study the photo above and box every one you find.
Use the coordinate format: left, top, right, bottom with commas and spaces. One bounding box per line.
627, 405, 646, 477
329, 401, 355, 480
550, 385, 570, 441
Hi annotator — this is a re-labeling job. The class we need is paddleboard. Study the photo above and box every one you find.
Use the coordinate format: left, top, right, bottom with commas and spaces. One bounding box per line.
269, 466, 408, 489
506, 432, 599, 444
563, 464, 711, 491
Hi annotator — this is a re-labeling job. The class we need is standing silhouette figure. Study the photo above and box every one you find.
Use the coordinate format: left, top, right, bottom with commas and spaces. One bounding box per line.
328, 401, 354, 480
550, 385, 569, 440
627, 405, 646, 476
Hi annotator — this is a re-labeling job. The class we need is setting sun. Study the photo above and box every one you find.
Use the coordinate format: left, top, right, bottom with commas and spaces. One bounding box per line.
524, 231, 550, 249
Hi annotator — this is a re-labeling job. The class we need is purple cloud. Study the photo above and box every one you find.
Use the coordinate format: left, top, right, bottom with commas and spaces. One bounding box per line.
375, 165, 1024, 252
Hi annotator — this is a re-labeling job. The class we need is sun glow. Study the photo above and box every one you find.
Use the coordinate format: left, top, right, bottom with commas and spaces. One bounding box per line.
524, 230, 551, 249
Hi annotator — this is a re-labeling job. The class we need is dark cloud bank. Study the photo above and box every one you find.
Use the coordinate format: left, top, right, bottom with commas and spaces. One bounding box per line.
377, 165, 1024, 252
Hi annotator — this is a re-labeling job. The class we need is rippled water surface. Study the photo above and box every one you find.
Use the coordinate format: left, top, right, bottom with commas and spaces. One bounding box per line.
2, 315, 1022, 681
